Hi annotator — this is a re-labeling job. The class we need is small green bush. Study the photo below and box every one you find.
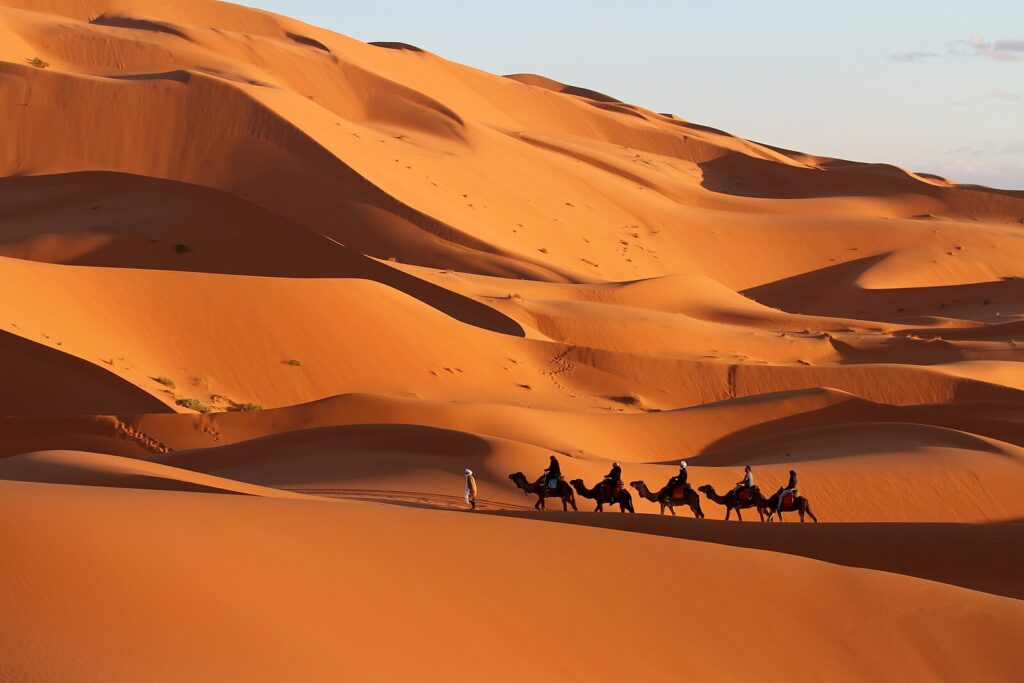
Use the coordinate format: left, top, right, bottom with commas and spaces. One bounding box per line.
28, 57, 49, 69
237, 403, 262, 412
175, 397, 210, 413
284, 359, 302, 367
152, 376, 176, 389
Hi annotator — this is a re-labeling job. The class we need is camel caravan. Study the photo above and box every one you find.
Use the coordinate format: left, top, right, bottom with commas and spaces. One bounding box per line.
507, 456, 817, 523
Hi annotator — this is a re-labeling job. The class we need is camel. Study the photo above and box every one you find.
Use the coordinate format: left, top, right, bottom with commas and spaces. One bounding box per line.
569, 479, 634, 513
508, 472, 578, 511
696, 484, 769, 522
629, 480, 704, 518
764, 489, 818, 523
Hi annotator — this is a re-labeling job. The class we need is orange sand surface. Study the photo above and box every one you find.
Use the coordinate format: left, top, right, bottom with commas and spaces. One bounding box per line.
1, 0, 1022, 679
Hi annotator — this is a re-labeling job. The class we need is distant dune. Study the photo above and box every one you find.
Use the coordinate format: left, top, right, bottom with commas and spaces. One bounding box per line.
1, 0, 1022, 679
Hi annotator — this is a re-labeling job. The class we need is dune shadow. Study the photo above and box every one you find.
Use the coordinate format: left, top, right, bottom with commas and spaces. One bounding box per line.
699, 151, 1024, 202
158, 423, 500, 487
743, 253, 1024, 323
483, 510, 1024, 600
692, 403, 1024, 464
90, 14, 191, 41
0, 172, 525, 337
286, 32, 330, 53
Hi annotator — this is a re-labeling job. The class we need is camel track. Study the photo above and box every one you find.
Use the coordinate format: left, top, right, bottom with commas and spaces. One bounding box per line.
282, 487, 535, 512
541, 345, 582, 398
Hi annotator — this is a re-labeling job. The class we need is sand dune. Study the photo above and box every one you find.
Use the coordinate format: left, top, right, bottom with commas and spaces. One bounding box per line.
1, 0, 1022, 678
2, 480, 1023, 682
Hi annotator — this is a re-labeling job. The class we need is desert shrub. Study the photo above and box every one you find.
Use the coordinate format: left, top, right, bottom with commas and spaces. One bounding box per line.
174, 243, 191, 253
284, 359, 302, 366
237, 403, 262, 412
152, 376, 176, 389
175, 397, 210, 413
28, 57, 49, 69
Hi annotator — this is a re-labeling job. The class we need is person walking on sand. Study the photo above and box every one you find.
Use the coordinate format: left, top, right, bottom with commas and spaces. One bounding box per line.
464, 468, 478, 510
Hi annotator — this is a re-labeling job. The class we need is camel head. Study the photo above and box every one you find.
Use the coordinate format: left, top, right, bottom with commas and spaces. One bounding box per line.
508, 472, 529, 492
568, 478, 586, 494
697, 484, 715, 497
629, 480, 644, 491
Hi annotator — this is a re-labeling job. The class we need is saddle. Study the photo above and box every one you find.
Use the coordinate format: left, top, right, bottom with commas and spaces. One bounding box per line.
670, 485, 689, 501
737, 488, 753, 503
605, 481, 622, 498
780, 492, 796, 509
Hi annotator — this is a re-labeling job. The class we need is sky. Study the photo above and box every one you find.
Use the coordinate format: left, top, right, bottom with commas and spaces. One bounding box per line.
246, 1, 1024, 189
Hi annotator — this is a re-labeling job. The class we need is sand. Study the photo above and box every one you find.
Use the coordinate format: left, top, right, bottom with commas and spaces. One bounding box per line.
1, 0, 1022, 679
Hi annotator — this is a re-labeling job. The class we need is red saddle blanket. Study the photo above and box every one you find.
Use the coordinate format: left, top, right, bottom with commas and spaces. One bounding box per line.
671, 486, 687, 501
780, 493, 795, 509
737, 488, 752, 503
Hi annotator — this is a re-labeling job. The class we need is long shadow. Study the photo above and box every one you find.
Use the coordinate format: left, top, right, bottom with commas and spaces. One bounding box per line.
699, 150, 1024, 202
0, 172, 525, 337
743, 253, 1024, 323
0, 330, 173, 417
483, 509, 1024, 600
691, 401, 1024, 463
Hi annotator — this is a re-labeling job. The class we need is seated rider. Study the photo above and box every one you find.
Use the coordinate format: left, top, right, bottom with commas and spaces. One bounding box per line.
730, 465, 754, 499
777, 469, 798, 508
603, 461, 622, 497
539, 454, 562, 489
663, 460, 689, 500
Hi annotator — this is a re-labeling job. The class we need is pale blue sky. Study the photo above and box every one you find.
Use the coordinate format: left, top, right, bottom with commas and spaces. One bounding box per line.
245, 1, 1023, 189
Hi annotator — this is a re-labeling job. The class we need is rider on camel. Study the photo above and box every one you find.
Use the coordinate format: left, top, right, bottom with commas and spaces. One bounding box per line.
662, 460, 688, 501
777, 469, 798, 509
730, 465, 754, 499
539, 454, 562, 489
603, 461, 622, 497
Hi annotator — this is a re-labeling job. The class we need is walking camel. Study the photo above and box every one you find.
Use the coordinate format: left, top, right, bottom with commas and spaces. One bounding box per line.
629, 480, 704, 518
697, 484, 769, 522
508, 472, 578, 511
569, 479, 634, 513
765, 489, 818, 523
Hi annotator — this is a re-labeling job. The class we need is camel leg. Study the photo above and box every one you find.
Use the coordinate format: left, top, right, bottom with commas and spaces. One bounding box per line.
724, 507, 731, 521
736, 508, 743, 522
805, 502, 818, 523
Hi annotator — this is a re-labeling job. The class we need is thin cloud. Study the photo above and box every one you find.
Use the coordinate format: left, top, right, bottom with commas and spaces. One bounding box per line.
990, 90, 1021, 102
886, 50, 941, 63
965, 36, 1024, 62
928, 141, 1024, 189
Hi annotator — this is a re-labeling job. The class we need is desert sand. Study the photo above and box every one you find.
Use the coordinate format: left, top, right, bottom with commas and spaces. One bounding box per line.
1, 0, 1022, 680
